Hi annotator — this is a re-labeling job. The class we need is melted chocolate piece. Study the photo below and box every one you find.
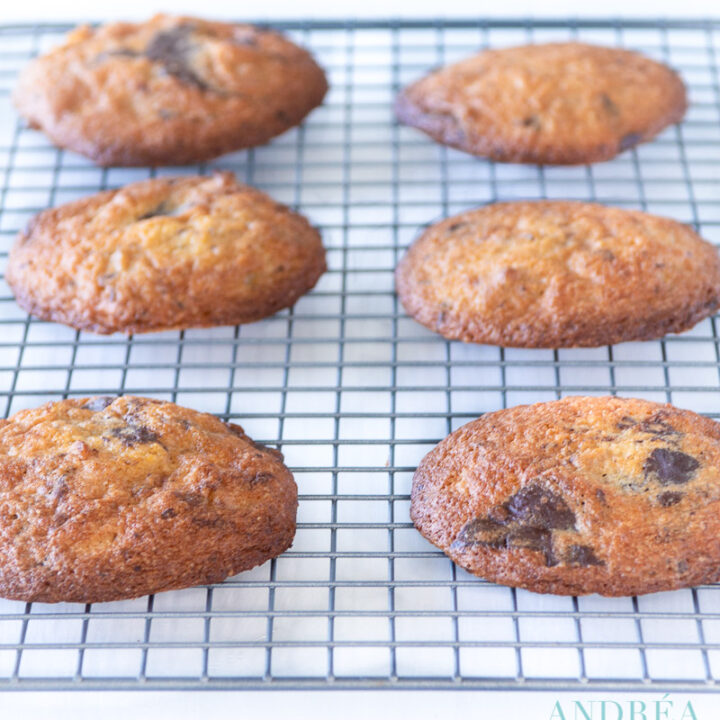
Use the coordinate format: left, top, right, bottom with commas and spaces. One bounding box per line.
174, 491, 203, 506
82, 396, 115, 411
452, 484, 583, 567
658, 491, 683, 506
507, 526, 556, 565
161, 508, 176, 519
504, 485, 576, 530
600, 93, 619, 115
617, 414, 679, 438
644, 448, 699, 486
565, 544, 603, 567
451, 517, 508, 550
110, 424, 159, 447
145, 26, 208, 90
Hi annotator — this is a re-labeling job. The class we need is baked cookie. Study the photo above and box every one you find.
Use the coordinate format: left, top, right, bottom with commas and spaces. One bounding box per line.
0, 395, 297, 603
411, 396, 720, 596
395, 201, 720, 348
13, 14, 328, 166
395, 42, 687, 165
6, 172, 326, 335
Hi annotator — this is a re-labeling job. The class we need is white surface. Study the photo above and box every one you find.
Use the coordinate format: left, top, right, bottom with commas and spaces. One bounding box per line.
0, 0, 718, 22
1, 690, 719, 720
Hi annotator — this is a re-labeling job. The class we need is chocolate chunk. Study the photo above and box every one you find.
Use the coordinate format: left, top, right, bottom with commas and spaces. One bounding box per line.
447, 222, 467, 232
644, 448, 699, 485
617, 414, 679, 438
565, 544, 603, 567
110, 424, 159, 447
619, 132, 642, 151
658, 491, 683, 506
82, 396, 115, 411
161, 508, 176, 519
638, 414, 680, 438
507, 526, 556, 565
521, 114, 541, 129
504, 485, 576, 530
191, 516, 225, 528
452, 486, 582, 567
600, 93, 619, 116
451, 517, 508, 550
251, 471, 274, 485
174, 491, 203, 507
145, 27, 208, 90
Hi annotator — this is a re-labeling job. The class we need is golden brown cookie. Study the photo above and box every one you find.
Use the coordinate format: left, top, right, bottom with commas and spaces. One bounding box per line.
395, 42, 687, 164
411, 396, 720, 596
0, 396, 297, 603
6, 172, 326, 335
395, 201, 720, 348
13, 15, 328, 166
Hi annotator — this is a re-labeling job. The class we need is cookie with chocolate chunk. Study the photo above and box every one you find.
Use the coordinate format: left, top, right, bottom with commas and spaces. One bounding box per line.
0, 395, 297, 603
411, 396, 720, 596
13, 14, 328, 166
395, 42, 687, 164
396, 201, 720, 348
6, 172, 326, 334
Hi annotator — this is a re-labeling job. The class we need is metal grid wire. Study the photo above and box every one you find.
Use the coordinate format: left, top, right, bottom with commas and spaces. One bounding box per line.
0, 18, 720, 691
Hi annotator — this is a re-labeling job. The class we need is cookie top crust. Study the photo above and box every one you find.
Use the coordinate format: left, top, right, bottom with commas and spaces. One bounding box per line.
6, 172, 326, 335
395, 201, 720, 348
411, 396, 720, 596
395, 42, 687, 165
0, 396, 297, 603
13, 15, 329, 166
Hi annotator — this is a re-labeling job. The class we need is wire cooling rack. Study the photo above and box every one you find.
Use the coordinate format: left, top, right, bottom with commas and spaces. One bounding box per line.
1, 18, 720, 693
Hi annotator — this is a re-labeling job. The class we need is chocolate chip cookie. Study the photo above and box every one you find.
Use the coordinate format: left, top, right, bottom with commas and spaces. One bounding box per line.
395, 201, 720, 348
395, 42, 687, 164
6, 172, 326, 335
411, 396, 720, 596
0, 396, 297, 603
13, 15, 328, 166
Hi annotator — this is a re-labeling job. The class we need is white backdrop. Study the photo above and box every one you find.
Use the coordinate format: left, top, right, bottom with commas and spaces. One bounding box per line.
0, 0, 718, 22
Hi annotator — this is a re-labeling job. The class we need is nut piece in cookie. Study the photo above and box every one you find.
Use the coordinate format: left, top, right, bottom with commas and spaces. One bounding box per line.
395, 201, 720, 348
410, 396, 720, 596
0, 396, 297, 603
13, 14, 329, 166
395, 42, 687, 165
6, 172, 326, 335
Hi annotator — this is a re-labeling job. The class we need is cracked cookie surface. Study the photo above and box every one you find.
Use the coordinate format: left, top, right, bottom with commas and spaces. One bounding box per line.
6, 172, 326, 334
395, 42, 687, 165
0, 396, 297, 603
411, 396, 720, 596
13, 14, 328, 166
395, 201, 720, 348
